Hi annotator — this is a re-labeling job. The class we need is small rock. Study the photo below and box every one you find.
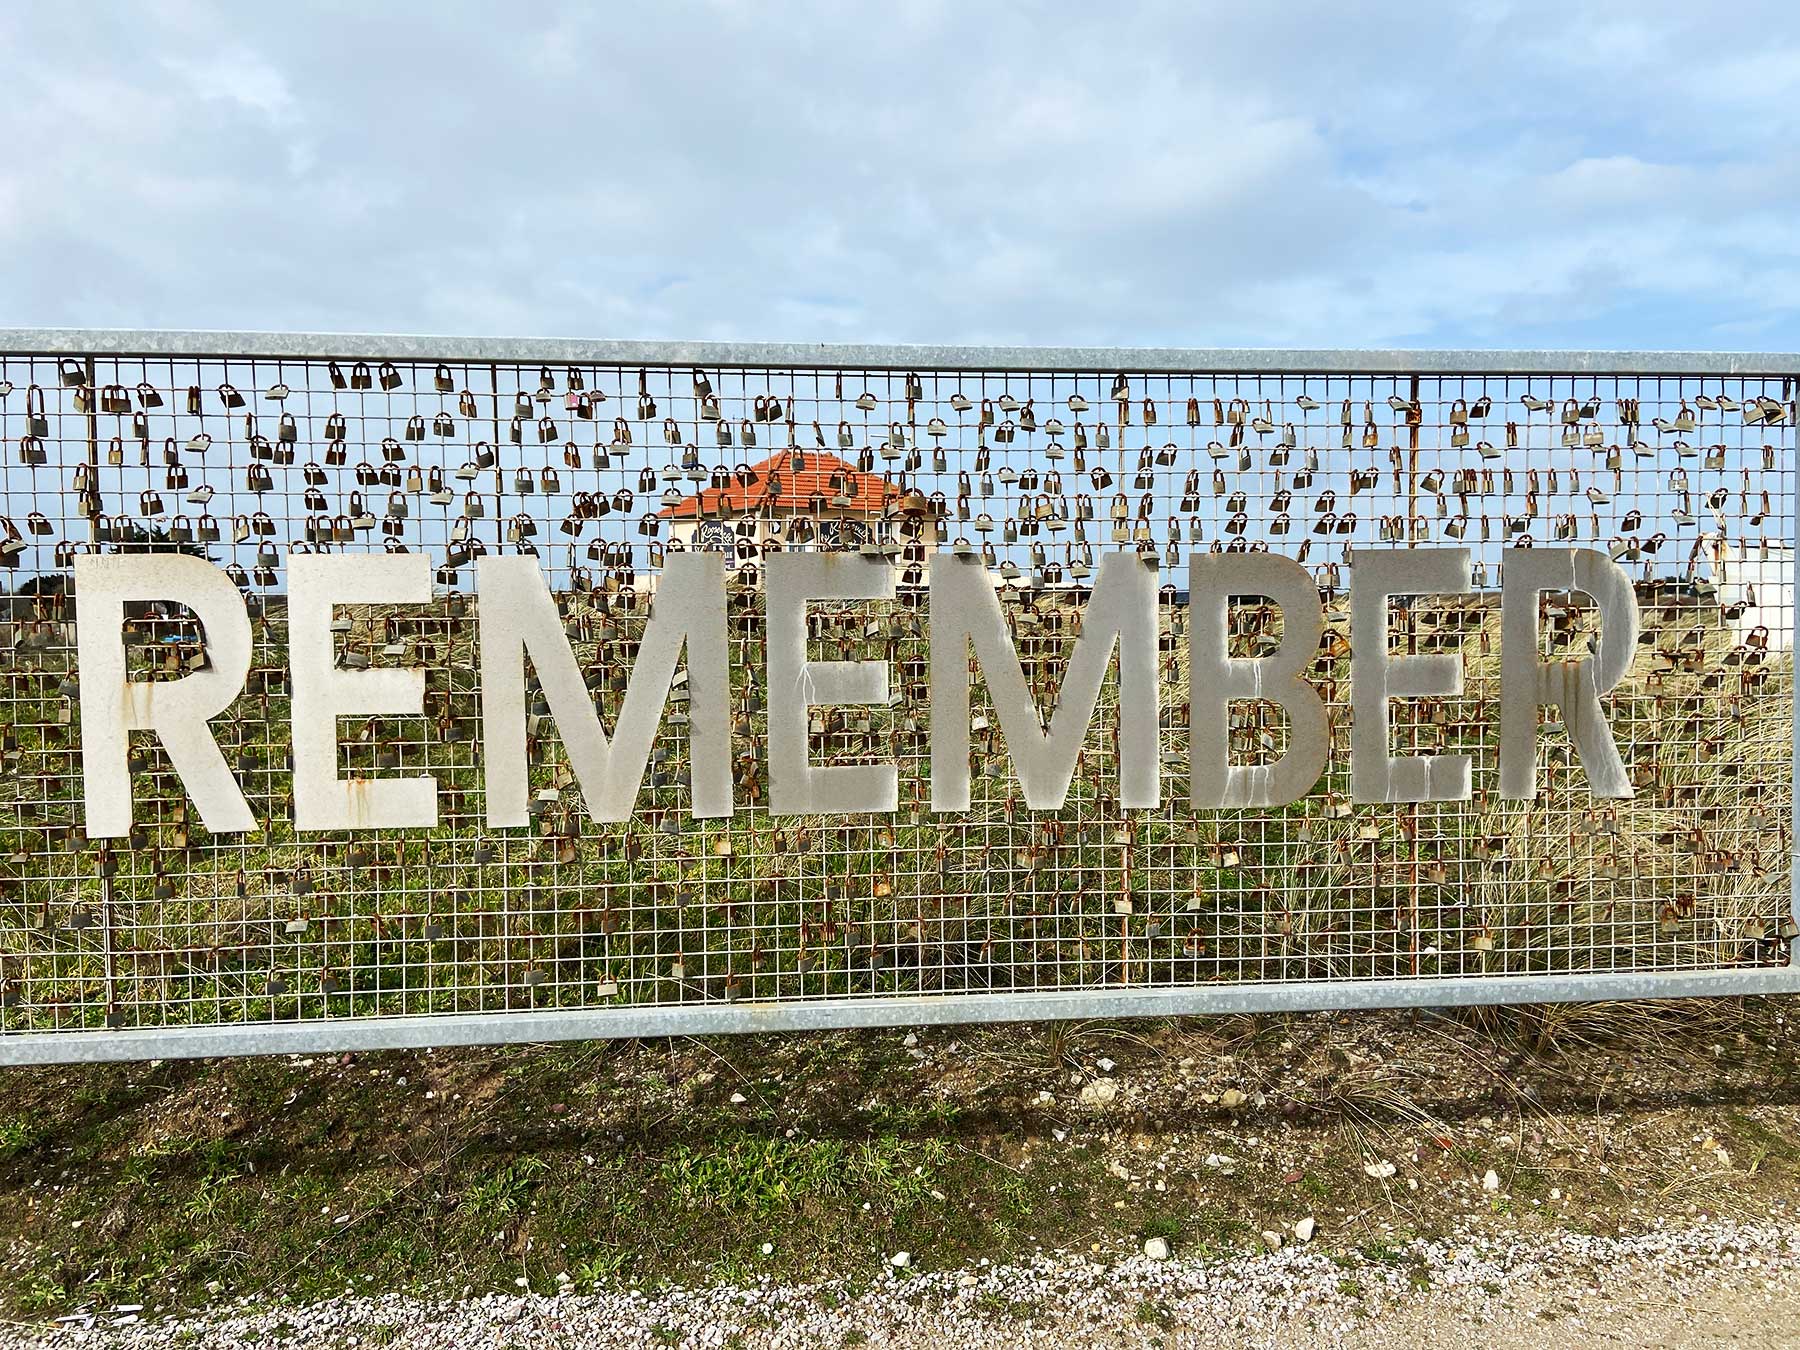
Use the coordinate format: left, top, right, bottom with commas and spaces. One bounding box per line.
1482, 1169, 1501, 1192
729, 1092, 747, 1105
1220, 1088, 1247, 1109
1096, 1057, 1116, 1072
1294, 1217, 1316, 1242
1143, 1237, 1170, 1261
889, 1251, 912, 1269
1079, 1078, 1119, 1106
1260, 1230, 1283, 1250
1363, 1160, 1397, 1179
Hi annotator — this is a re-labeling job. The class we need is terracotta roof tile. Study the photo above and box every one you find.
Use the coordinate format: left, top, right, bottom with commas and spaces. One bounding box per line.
658, 451, 898, 518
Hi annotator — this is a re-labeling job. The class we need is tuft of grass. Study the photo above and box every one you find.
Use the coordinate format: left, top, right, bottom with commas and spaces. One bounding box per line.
1134, 1298, 1175, 1330
0, 1114, 39, 1160
1141, 1213, 1182, 1242
660, 1135, 947, 1217
461, 1156, 548, 1221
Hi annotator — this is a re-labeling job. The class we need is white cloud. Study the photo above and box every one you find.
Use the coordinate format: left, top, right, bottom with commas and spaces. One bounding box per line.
0, 0, 1795, 350
161, 48, 297, 124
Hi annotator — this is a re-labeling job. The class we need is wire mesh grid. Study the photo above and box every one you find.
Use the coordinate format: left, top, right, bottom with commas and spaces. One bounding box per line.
0, 343, 1795, 1049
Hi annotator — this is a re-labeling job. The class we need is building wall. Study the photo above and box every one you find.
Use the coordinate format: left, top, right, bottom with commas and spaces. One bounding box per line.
1706, 538, 1794, 652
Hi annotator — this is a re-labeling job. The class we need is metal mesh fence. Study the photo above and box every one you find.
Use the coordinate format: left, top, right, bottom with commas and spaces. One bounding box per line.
1, 337, 1796, 1056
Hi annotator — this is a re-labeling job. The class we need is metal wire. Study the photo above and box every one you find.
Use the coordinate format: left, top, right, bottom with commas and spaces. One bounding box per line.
0, 343, 1794, 1049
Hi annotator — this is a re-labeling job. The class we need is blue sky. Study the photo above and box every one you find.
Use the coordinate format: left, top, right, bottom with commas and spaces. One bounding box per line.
3, 1, 1798, 351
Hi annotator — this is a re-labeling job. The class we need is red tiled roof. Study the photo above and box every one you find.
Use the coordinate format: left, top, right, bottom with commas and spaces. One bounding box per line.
658, 451, 899, 518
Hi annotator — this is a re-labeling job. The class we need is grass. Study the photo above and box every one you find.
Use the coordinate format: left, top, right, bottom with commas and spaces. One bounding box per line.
0, 995, 1796, 1319
0, 1113, 39, 1158
659, 1135, 947, 1217
1140, 1213, 1183, 1242
461, 1155, 548, 1220
1, 578, 1788, 1038
0, 1019, 1111, 1313
0, 572, 1793, 1319
1134, 1298, 1175, 1330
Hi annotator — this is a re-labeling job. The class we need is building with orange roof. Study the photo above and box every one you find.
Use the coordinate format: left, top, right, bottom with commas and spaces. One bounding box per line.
658, 450, 941, 572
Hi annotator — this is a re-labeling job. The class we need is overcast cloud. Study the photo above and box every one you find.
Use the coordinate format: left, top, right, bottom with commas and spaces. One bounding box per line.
2, 0, 1797, 351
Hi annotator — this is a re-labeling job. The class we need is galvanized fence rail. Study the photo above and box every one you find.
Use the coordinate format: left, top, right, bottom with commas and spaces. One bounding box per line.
0, 331, 1796, 1063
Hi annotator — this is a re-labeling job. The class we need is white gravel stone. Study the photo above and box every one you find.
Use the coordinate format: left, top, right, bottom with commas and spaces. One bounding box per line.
1144, 1237, 1171, 1261
12, 1219, 1800, 1350
1079, 1078, 1119, 1106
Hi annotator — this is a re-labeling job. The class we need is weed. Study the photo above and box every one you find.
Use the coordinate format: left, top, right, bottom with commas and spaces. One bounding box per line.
574, 1248, 632, 1288
16, 1273, 67, 1315
462, 1157, 549, 1221
974, 1292, 1043, 1321
659, 1136, 946, 1217
184, 1174, 237, 1222
1134, 1299, 1175, 1329
993, 1171, 1032, 1214
1141, 1214, 1182, 1241
1723, 1112, 1800, 1164
0, 1115, 39, 1159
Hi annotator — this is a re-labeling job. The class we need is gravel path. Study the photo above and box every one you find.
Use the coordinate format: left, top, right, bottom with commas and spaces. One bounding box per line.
9, 1219, 1798, 1348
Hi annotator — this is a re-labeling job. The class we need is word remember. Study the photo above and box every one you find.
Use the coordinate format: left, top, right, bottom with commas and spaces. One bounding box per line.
74, 547, 1638, 837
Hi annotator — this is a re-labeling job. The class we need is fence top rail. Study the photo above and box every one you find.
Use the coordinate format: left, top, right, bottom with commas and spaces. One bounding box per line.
1, 328, 1797, 378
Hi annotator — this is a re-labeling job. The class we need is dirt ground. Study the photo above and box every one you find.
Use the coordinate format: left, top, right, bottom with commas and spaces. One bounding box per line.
2, 997, 1799, 1344
1306, 1260, 1800, 1350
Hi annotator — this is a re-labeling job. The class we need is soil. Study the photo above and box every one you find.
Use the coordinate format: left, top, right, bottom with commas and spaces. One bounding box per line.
0, 997, 1797, 1343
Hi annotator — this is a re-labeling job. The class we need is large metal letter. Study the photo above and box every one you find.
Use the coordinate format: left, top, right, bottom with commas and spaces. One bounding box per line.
290, 554, 437, 831
767, 553, 897, 815
479, 552, 730, 827
930, 551, 1158, 812
1349, 548, 1472, 804
1499, 547, 1638, 799
75, 554, 255, 837
1189, 553, 1328, 808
